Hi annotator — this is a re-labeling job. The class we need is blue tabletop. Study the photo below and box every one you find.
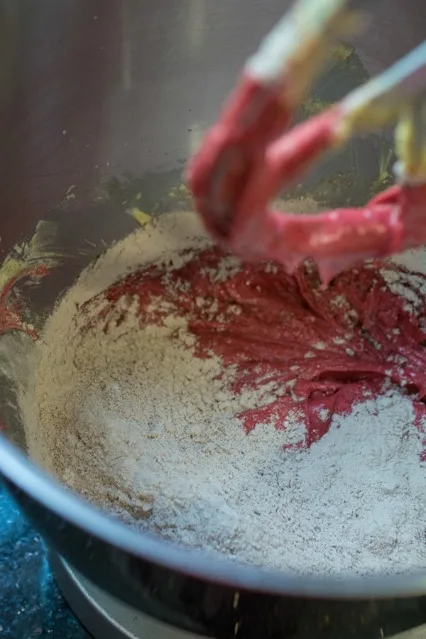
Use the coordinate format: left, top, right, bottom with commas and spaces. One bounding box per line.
0, 481, 90, 639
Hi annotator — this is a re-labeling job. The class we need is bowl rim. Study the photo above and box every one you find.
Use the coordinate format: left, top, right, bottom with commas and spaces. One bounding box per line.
1, 434, 426, 599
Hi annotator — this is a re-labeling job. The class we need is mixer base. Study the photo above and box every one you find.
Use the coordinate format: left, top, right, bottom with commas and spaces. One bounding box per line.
50, 551, 426, 639
49, 552, 207, 639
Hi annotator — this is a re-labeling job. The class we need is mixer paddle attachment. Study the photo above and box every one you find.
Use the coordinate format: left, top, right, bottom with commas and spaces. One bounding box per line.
185, 0, 426, 284
386, 101, 426, 255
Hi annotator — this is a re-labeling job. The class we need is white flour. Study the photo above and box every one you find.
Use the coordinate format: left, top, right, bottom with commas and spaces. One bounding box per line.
21, 211, 426, 577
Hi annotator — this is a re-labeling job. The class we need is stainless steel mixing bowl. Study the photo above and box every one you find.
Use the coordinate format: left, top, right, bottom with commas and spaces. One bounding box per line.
1, 2, 426, 637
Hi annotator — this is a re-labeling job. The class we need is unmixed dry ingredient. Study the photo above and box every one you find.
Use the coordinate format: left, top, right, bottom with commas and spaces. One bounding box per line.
21, 211, 426, 576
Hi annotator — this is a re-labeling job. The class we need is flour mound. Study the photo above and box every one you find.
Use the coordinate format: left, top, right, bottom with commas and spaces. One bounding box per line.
21, 211, 426, 577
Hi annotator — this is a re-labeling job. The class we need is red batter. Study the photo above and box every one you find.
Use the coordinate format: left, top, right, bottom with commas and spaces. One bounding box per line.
82, 248, 426, 454
0, 265, 48, 339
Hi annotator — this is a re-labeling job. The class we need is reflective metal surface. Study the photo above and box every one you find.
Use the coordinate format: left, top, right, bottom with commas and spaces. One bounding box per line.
49, 553, 426, 639
0, 0, 424, 251
0, 1, 426, 632
50, 553, 208, 639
